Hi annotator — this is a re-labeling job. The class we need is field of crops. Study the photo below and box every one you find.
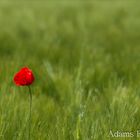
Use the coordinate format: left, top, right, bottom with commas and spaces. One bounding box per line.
0, 1, 140, 140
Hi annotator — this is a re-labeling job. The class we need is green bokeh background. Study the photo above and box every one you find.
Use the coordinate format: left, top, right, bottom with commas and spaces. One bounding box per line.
0, 1, 140, 140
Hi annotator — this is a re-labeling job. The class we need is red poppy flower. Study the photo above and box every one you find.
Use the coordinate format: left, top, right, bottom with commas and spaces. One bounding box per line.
14, 67, 35, 86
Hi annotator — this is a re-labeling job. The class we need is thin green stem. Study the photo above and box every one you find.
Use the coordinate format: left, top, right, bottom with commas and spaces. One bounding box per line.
28, 86, 32, 140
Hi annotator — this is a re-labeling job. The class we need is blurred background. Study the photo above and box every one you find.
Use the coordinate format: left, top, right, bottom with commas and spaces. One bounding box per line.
0, 1, 140, 139
1, 1, 140, 87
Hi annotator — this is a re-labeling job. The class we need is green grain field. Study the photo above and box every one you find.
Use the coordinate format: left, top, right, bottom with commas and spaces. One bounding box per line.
0, 1, 140, 140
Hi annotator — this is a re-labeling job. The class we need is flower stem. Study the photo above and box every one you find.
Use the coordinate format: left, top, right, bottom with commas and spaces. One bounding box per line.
28, 86, 32, 140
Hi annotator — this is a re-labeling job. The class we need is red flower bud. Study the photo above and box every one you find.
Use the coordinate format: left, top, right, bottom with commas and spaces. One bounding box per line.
14, 67, 35, 86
